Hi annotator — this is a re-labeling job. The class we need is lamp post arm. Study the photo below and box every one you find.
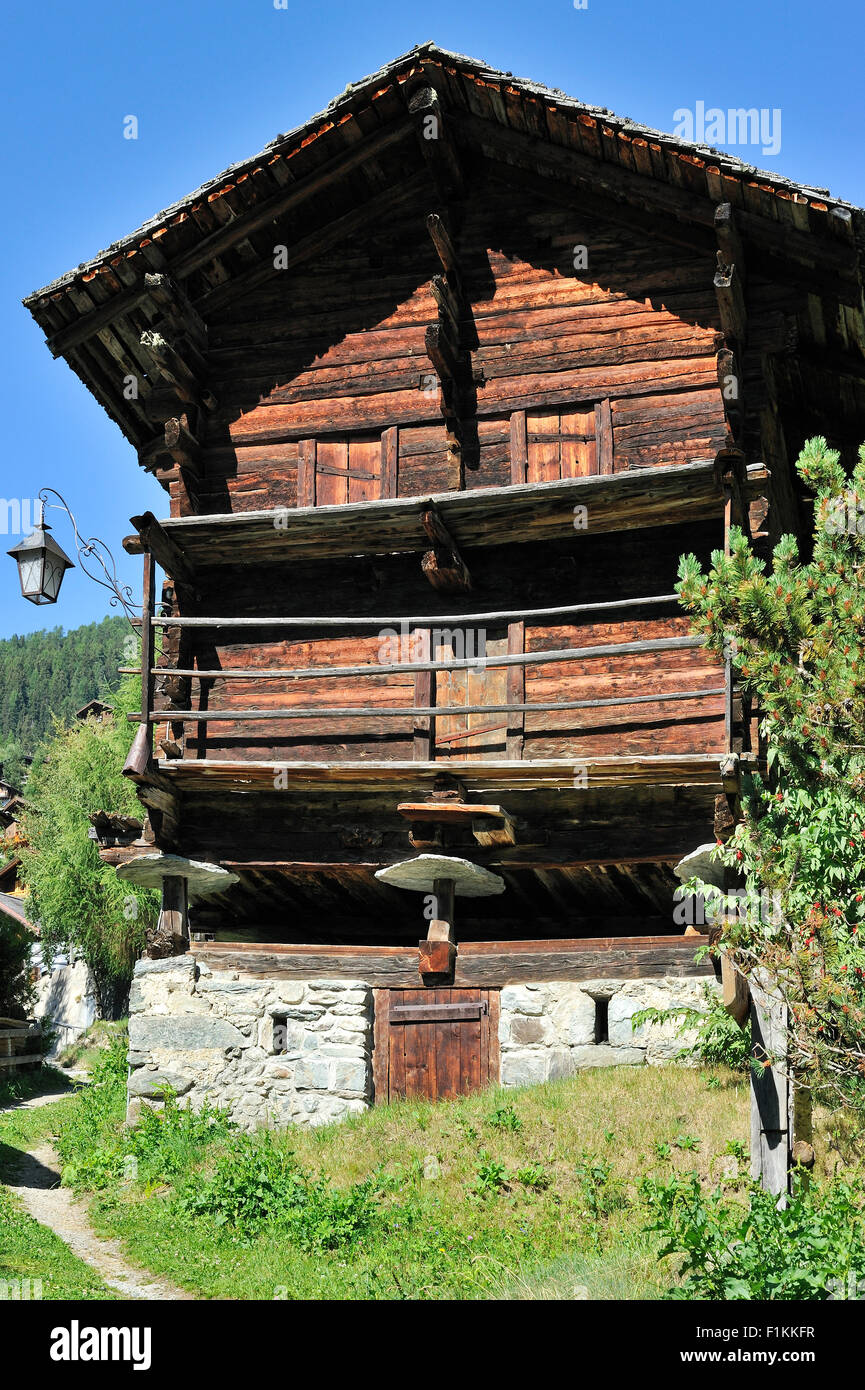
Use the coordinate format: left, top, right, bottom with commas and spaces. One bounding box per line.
38, 487, 141, 626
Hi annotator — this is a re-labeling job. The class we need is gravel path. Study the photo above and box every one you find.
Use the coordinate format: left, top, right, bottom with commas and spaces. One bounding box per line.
5, 1144, 195, 1301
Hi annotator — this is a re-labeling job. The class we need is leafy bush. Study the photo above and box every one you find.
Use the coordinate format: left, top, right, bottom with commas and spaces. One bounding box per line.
20, 671, 157, 1016
0, 911, 35, 1019
176, 1131, 381, 1249
469, 1152, 510, 1196
632, 985, 751, 1071
126, 1096, 235, 1184
516, 1162, 551, 1190
55, 1030, 129, 1188
487, 1104, 522, 1133
641, 1169, 865, 1299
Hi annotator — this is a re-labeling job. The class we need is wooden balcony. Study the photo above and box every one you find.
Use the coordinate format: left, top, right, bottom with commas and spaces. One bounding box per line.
136, 457, 729, 570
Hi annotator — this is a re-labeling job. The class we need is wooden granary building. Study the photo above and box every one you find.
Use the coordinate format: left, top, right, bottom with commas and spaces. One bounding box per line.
25, 44, 865, 1119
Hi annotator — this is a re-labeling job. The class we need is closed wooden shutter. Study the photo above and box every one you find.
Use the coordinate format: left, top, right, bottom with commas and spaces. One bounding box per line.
510, 400, 613, 482
297, 427, 399, 506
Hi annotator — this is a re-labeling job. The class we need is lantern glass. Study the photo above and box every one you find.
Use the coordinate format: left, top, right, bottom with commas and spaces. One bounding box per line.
7, 521, 74, 605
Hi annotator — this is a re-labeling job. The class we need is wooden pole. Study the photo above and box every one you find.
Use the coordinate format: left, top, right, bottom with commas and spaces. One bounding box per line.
147, 592, 680, 630
749, 970, 791, 1200
140, 685, 725, 724
159, 877, 189, 947
140, 634, 706, 683
140, 552, 156, 760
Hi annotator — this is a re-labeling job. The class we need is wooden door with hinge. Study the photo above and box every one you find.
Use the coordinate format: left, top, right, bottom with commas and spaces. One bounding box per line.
373, 988, 500, 1102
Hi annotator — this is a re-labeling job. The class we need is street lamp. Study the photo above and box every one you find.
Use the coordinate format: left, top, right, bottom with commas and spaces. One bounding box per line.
6, 489, 137, 619
7, 510, 75, 605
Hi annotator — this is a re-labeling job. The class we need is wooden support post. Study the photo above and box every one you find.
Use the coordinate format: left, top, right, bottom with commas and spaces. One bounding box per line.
510, 410, 527, 484
594, 398, 614, 475
158, 876, 189, 948
420, 876, 457, 978
297, 439, 316, 507
140, 552, 156, 763
506, 621, 525, 758
749, 970, 791, 1199
413, 627, 434, 760
381, 426, 398, 499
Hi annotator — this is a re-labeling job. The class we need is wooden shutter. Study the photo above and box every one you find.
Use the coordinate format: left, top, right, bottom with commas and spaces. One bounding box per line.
511, 399, 613, 482
297, 427, 398, 507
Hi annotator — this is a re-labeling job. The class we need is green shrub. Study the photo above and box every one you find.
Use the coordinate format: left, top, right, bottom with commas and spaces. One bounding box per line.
20, 671, 157, 1015
487, 1104, 522, 1133
632, 985, 751, 1071
0, 911, 35, 1019
54, 1029, 128, 1188
176, 1131, 381, 1249
469, 1152, 510, 1196
127, 1095, 235, 1184
641, 1169, 865, 1299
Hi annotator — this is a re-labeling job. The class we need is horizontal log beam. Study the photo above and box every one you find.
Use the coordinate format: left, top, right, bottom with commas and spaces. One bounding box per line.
148, 593, 681, 629
151, 634, 706, 682
139, 683, 724, 723
192, 936, 713, 988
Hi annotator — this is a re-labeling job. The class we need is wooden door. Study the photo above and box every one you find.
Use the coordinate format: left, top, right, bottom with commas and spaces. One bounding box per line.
433, 626, 510, 761
373, 988, 500, 1102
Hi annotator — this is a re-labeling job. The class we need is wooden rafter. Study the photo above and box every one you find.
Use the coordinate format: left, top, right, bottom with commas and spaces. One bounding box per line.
407, 85, 465, 204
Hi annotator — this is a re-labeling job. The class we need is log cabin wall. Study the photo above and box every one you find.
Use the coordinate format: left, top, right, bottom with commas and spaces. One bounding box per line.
24, 43, 865, 976
196, 181, 728, 516
157, 522, 728, 765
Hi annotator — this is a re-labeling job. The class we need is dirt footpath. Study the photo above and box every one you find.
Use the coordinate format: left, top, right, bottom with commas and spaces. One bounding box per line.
5, 1143, 195, 1301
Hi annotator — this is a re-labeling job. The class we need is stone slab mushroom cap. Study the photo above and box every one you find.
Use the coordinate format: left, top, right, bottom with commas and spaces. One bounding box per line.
375, 854, 505, 897
673, 843, 726, 890
116, 853, 239, 899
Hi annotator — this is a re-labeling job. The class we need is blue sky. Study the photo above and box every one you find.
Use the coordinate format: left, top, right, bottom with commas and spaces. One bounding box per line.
2, 0, 862, 639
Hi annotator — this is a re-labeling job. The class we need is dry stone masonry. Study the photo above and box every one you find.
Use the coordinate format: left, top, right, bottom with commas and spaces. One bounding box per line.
127, 956, 373, 1129
127, 955, 716, 1128
499, 977, 716, 1086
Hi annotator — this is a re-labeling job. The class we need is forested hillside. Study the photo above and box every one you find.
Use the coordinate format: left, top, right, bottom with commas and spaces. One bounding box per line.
0, 617, 127, 785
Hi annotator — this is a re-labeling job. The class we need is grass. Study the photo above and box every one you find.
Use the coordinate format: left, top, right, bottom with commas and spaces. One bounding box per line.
54, 1018, 126, 1072
0, 1093, 118, 1301
0, 1186, 119, 1301
54, 1056, 751, 1300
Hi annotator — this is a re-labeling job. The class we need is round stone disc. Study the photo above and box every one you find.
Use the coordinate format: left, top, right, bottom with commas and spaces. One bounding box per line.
673, 843, 726, 889
116, 853, 239, 898
375, 854, 505, 898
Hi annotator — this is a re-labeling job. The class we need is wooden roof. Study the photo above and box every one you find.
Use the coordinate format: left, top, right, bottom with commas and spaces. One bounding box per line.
23, 42, 865, 457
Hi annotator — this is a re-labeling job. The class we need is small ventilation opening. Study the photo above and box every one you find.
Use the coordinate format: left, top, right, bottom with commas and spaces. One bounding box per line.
272, 1012, 288, 1055
594, 997, 609, 1045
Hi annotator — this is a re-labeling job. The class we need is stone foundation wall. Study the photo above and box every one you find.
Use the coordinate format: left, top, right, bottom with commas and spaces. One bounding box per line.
127, 955, 716, 1129
127, 955, 373, 1130
499, 977, 716, 1086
